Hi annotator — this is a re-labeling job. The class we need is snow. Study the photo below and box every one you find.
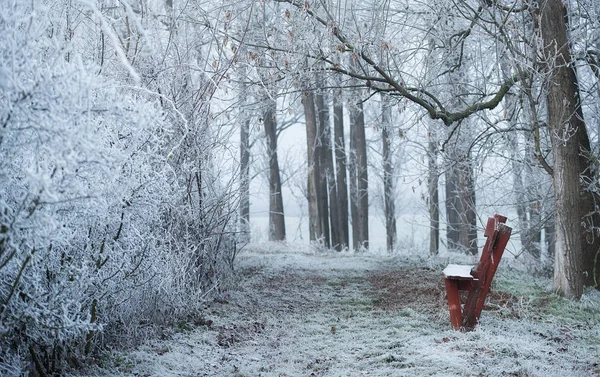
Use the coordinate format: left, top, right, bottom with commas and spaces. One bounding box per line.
442, 264, 475, 279
78, 246, 600, 377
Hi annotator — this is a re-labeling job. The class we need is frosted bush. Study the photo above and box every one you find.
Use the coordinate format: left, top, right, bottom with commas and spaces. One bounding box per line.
0, 1, 237, 374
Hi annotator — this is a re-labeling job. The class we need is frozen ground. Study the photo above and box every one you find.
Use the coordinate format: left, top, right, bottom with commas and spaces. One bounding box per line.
84, 244, 600, 377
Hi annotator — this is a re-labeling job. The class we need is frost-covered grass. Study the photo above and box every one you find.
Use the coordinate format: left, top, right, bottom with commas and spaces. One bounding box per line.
80, 245, 600, 377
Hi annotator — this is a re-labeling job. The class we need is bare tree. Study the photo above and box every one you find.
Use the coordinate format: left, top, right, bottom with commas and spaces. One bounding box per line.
349, 96, 369, 250
316, 79, 341, 249
428, 125, 440, 255
303, 83, 325, 243
381, 94, 397, 252
239, 74, 251, 241
315, 77, 331, 247
264, 99, 286, 241
538, 0, 599, 297
333, 89, 350, 250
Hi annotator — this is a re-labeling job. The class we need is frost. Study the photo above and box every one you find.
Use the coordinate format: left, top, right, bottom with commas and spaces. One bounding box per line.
1, 1, 237, 374
80, 247, 600, 377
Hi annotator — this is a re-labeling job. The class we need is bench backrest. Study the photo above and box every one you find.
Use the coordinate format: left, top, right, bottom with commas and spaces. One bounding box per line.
462, 214, 512, 329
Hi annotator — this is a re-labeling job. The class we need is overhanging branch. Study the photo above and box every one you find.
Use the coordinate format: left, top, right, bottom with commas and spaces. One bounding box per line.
272, 0, 526, 126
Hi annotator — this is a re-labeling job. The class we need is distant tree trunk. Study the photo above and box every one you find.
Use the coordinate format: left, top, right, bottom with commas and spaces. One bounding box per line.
524, 145, 542, 260
445, 129, 477, 255
264, 101, 286, 241
239, 71, 250, 242
503, 63, 542, 262
381, 96, 396, 252
348, 58, 369, 251
545, 215, 556, 264
349, 111, 360, 250
510, 131, 530, 253
240, 107, 250, 240
349, 99, 369, 250
356, 102, 369, 250
457, 152, 477, 256
315, 82, 332, 248
445, 153, 460, 251
333, 94, 349, 250
303, 89, 323, 242
428, 126, 439, 255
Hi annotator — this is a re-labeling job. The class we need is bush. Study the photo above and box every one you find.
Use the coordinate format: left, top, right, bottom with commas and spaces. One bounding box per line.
0, 2, 237, 375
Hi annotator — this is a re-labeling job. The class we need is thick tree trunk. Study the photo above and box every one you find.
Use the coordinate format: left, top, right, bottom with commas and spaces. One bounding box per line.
264, 102, 286, 241
333, 97, 349, 250
540, 0, 598, 297
303, 90, 323, 242
315, 84, 332, 248
428, 127, 439, 255
381, 96, 396, 252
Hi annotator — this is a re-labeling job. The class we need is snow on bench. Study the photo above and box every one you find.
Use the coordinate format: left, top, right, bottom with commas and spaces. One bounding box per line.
442, 264, 477, 280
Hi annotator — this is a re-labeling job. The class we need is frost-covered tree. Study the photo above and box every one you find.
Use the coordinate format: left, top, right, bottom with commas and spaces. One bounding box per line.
0, 1, 239, 374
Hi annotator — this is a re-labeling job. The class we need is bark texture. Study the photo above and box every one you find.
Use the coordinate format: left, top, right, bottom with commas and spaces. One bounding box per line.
540, 0, 597, 297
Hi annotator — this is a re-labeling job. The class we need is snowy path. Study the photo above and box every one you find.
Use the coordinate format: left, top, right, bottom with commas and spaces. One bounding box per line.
89, 249, 600, 377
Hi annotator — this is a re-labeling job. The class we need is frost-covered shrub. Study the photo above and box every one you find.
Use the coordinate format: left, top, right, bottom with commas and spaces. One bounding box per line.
0, 2, 237, 375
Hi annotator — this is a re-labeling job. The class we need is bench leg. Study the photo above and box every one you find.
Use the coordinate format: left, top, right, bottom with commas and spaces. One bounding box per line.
444, 278, 462, 330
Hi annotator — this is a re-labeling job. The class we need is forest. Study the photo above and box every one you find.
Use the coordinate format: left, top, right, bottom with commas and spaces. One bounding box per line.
1, 0, 600, 375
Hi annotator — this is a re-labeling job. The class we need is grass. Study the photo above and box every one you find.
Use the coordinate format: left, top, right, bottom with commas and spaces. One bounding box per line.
77, 248, 600, 377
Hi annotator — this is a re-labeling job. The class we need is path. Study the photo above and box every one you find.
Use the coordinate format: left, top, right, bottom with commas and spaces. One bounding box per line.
91, 249, 600, 377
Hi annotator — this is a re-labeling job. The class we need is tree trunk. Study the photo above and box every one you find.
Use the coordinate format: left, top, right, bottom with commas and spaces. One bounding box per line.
445, 155, 461, 251
303, 89, 323, 242
349, 100, 369, 250
240, 108, 250, 241
238, 68, 251, 242
349, 110, 360, 250
428, 127, 439, 255
445, 131, 477, 255
356, 104, 369, 250
381, 96, 396, 252
457, 152, 477, 256
546, 215, 556, 265
333, 95, 349, 250
540, 0, 598, 297
315, 83, 332, 248
264, 101, 286, 241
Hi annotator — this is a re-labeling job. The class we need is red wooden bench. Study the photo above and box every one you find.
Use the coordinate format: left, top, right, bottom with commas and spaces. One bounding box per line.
442, 214, 512, 331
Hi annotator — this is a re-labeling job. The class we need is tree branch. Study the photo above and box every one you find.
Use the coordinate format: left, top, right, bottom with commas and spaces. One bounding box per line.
273, 0, 526, 126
